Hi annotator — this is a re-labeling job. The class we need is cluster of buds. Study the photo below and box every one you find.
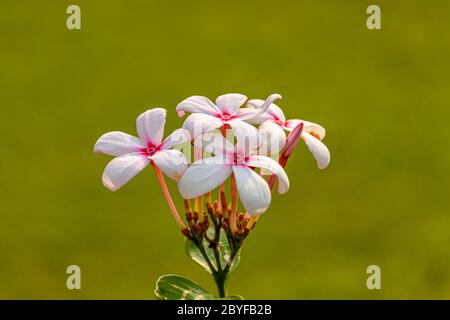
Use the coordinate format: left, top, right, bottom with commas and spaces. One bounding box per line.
182, 199, 209, 241
182, 190, 257, 253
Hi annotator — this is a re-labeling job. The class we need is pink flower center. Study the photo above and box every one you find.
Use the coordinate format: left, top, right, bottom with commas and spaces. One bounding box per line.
233, 153, 247, 165
274, 118, 285, 127
140, 144, 159, 157
220, 113, 232, 122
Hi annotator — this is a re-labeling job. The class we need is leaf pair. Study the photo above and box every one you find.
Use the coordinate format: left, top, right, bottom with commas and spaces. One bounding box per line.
155, 275, 243, 300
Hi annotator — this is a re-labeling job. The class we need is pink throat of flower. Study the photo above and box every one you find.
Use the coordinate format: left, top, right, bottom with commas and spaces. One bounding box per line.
233, 153, 247, 165
220, 113, 232, 122
274, 118, 285, 127
141, 144, 159, 157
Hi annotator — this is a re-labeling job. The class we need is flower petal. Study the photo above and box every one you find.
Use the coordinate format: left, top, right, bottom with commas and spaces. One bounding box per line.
136, 108, 166, 145
246, 96, 285, 122
176, 96, 221, 117
258, 120, 286, 156
227, 120, 261, 156
285, 119, 326, 140
178, 157, 232, 199
102, 153, 149, 191
150, 149, 187, 181
234, 108, 273, 124
246, 155, 290, 194
160, 128, 191, 150
182, 113, 223, 138
194, 132, 234, 159
301, 132, 330, 169
94, 131, 145, 156
215, 93, 247, 115
232, 165, 271, 215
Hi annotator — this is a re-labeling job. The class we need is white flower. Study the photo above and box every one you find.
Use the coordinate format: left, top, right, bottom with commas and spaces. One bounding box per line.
176, 93, 282, 141
94, 108, 190, 191
247, 99, 330, 169
177, 131, 289, 216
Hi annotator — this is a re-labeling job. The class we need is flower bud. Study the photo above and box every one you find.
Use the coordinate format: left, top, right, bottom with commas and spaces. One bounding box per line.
281, 122, 304, 162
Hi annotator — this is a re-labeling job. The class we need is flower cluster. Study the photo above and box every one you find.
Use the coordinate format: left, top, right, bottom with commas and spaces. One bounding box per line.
94, 93, 329, 221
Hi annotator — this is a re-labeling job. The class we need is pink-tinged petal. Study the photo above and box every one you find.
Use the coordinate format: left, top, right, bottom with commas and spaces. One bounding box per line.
136, 108, 166, 145
227, 120, 261, 156
234, 108, 273, 124
282, 121, 304, 158
258, 120, 287, 156
246, 94, 285, 122
301, 132, 330, 169
285, 119, 326, 140
94, 131, 145, 156
215, 93, 247, 115
160, 128, 191, 150
194, 132, 234, 160
232, 165, 271, 215
150, 149, 187, 181
182, 113, 223, 138
178, 157, 232, 199
176, 96, 221, 117
102, 153, 149, 191
246, 155, 289, 194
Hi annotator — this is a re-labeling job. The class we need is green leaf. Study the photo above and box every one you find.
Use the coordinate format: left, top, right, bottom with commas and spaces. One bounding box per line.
154, 274, 215, 300
185, 228, 240, 274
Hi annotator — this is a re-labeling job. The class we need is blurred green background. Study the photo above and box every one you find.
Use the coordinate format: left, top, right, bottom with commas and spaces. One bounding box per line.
1, 0, 449, 299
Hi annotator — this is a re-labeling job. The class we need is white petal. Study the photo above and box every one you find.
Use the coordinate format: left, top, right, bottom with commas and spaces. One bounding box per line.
246, 97, 286, 122
194, 132, 234, 159
94, 131, 145, 156
234, 108, 272, 124
285, 119, 326, 140
160, 128, 191, 150
215, 93, 247, 115
150, 150, 187, 181
302, 132, 330, 169
232, 165, 271, 216
182, 113, 223, 138
178, 157, 232, 199
246, 155, 289, 194
102, 153, 149, 191
136, 108, 166, 145
176, 96, 221, 116
227, 120, 261, 156
258, 120, 287, 156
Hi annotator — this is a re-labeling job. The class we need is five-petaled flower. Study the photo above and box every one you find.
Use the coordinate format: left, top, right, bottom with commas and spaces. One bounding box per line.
178, 131, 289, 215
176, 93, 282, 139
94, 108, 190, 191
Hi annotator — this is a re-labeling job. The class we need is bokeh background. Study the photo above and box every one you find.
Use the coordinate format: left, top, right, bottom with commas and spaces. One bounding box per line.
1, 0, 449, 299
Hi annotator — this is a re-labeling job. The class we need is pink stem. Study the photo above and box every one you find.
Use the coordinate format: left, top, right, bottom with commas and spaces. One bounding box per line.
230, 173, 238, 234
151, 162, 186, 230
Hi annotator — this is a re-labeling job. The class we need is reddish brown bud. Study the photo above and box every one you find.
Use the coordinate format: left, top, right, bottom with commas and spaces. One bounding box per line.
181, 227, 192, 239
220, 191, 228, 212
206, 203, 214, 215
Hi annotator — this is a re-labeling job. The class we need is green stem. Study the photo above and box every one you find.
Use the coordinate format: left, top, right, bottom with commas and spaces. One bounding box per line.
194, 239, 227, 297
213, 272, 228, 298
195, 239, 217, 274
